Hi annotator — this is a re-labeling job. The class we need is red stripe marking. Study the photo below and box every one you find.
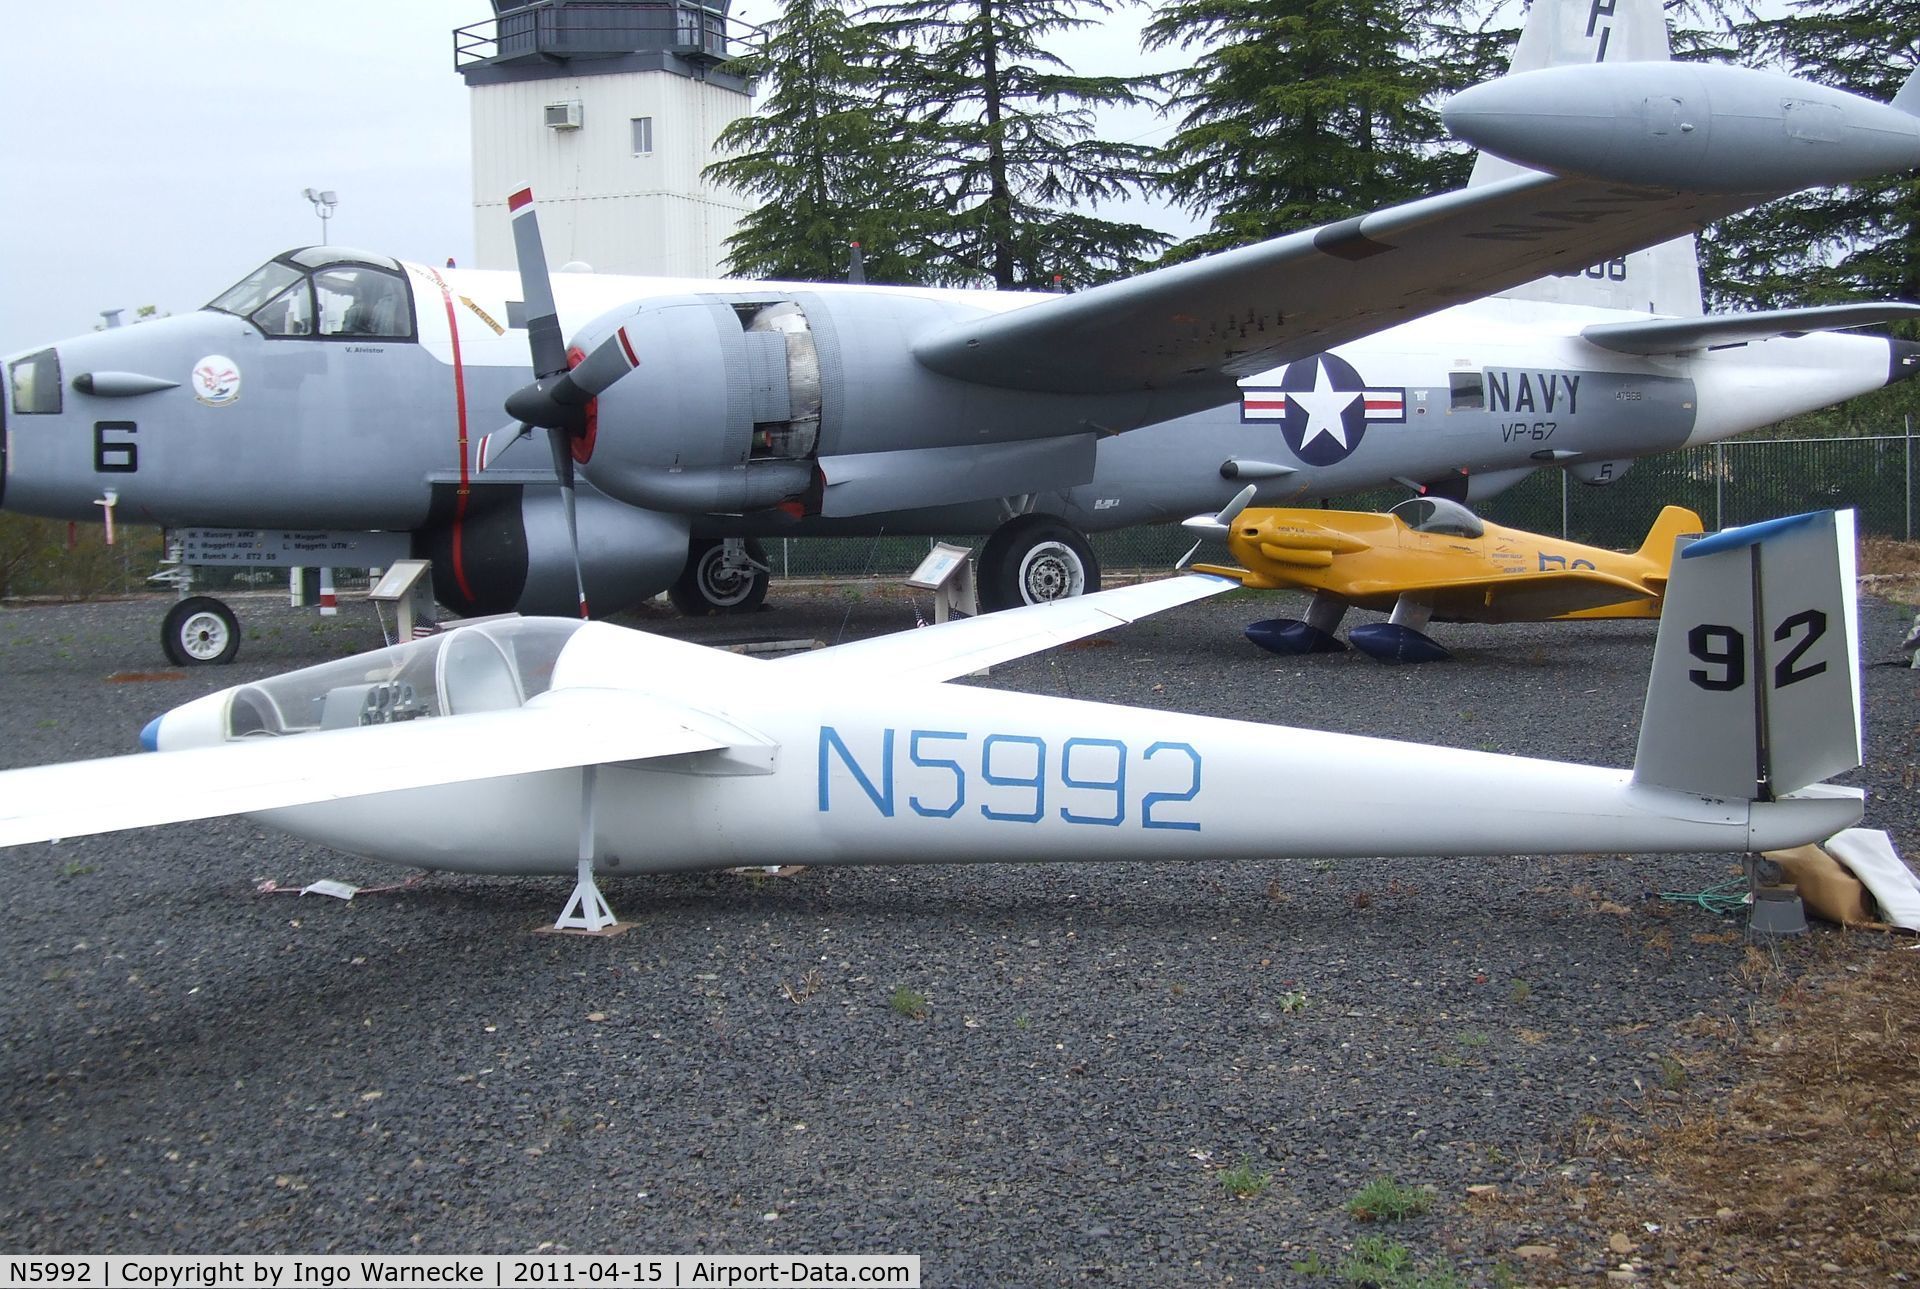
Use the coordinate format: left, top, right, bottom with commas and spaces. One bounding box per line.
617, 327, 638, 368
1363, 398, 1402, 409
509, 188, 533, 212
1243, 398, 1290, 410
425, 267, 477, 606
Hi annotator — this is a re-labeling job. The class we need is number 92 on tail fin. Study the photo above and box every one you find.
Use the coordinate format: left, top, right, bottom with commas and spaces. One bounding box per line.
1633, 510, 1862, 810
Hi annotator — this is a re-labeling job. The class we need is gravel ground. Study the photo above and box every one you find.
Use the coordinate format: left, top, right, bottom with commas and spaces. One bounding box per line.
0, 585, 1914, 1281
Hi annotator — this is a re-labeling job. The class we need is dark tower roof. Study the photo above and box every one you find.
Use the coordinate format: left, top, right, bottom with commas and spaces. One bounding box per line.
455, 0, 749, 92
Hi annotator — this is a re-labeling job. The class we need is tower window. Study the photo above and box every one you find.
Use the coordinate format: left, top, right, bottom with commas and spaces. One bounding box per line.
631, 117, 654, 156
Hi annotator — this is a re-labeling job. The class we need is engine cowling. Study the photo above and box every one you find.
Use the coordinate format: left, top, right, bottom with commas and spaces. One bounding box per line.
571, 295, 824, 515
563, 289, 1157, 520
418, 484, 690, 617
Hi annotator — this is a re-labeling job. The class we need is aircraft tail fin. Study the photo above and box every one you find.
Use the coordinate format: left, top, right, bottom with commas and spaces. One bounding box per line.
1632, 505, 1706, 572
1893, 65, 1920, 117
1632, 511, 1862, 802
1467, 0, 1704, 316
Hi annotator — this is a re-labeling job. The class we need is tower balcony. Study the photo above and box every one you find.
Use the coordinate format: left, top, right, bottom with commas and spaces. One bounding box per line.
455, 1, 738, 75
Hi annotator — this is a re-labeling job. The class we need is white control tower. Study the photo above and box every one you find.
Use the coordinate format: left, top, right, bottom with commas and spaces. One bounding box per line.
456, 1, 754, 277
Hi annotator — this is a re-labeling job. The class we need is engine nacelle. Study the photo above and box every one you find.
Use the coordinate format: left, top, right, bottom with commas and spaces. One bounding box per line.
418, 485, 690, 618
567, 289, 1161, 519
574, 294, 827, 515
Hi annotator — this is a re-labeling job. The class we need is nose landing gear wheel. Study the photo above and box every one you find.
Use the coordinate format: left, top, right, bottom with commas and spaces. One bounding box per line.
161, 596, 241, 666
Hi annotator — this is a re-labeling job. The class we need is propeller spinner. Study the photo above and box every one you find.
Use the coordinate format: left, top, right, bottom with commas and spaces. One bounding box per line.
1176, 484, 1258, 569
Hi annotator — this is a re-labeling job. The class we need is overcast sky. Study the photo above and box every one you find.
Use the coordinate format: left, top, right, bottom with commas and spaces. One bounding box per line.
0, 1, 1197, 357
0, 2, 482, 354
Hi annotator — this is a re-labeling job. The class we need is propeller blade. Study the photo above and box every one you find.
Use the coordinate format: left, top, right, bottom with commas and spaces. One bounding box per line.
1176, 539, 1203, 570
502, 190, 641, 432
547, 427, 591, 619
474, 423, 532, 474
1216, 483, 1258, 530
504, 324, 641, 430
508, 188, 568, 380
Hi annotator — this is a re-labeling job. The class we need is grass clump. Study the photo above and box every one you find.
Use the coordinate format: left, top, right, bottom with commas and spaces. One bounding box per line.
888, 986, 928, 1020
1218, 1154, 1272, 1199
1348, 1176, 1433, 1222
1336, 1235, 1465, 1288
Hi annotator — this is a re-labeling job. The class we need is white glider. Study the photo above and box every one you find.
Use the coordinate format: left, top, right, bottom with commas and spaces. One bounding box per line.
0, 512, 1865, 930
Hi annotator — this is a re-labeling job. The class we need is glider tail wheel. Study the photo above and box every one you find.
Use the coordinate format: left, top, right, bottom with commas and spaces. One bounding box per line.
669, 539, 770, 616
976, 517, 1101, 613
500, 188, 647, 620
161, 596, 241, 666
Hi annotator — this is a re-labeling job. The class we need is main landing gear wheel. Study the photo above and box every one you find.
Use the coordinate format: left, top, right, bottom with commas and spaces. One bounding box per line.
669, 538, 770, 616
161, 596, 240, 666
976, 518, 1101, 613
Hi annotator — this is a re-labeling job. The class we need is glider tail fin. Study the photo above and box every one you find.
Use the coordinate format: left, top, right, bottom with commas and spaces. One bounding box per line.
1633, 505, 1707, 573
1468, 0, 1703, 316
1632, 511, 1862, 804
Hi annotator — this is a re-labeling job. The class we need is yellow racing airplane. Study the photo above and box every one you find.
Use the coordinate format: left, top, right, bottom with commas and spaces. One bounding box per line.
1182, 492, 1703, 662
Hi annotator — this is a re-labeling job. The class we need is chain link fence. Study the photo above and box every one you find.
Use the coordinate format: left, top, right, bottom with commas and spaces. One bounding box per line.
768, 432, 1920, 581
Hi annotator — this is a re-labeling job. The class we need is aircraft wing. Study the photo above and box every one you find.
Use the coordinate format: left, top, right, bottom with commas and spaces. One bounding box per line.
780, 574, 1239, 685
1581, 302, 1920, 355
0, 689, 733, 849
911, 172, 1794, 401
1413, 569, 1661, 622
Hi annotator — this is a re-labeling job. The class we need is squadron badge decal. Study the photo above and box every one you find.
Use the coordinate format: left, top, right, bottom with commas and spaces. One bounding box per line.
1241, 353, 1404, 466
191, 356, 241, 407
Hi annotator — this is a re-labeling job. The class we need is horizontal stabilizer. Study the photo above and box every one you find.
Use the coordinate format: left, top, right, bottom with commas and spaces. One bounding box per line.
782, 573, 1238, 685
0, 689, 732, 849
1582, 303, 1920, 355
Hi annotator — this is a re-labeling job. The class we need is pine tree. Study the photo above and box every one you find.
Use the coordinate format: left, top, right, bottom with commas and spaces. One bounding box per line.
706, 0, 933, 283
868, 0, 1169, 288
1144, 0, 1485, 261
1700, 0, 1920, 308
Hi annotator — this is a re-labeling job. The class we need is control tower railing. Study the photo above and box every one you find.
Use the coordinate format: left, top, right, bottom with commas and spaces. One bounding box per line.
454, 1, 744, 71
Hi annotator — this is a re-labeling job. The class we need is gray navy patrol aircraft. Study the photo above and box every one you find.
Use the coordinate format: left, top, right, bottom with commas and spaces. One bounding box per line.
6, 0, 1920, 663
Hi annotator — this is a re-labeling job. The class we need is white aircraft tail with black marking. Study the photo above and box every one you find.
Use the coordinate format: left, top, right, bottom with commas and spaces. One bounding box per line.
1632, 510, 1862, 803
1469, 0, 1704, 316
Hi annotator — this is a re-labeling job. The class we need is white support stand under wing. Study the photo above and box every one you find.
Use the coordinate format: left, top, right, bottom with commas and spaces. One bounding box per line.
554, 765, 619, 932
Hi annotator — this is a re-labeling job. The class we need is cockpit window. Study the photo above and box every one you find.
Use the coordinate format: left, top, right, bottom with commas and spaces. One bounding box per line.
287, 246, 401, 272
222, 619, 586, 739
1389, 497, 1485, 538
208, 261, 304, 319
315, 266, 414, 339
208, 253, 414, 342
251, 283, 314, 337
10, 348, 61, 415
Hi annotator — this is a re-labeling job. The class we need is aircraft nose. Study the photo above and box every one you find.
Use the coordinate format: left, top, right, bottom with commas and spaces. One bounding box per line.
1889, 338, 1920, 386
